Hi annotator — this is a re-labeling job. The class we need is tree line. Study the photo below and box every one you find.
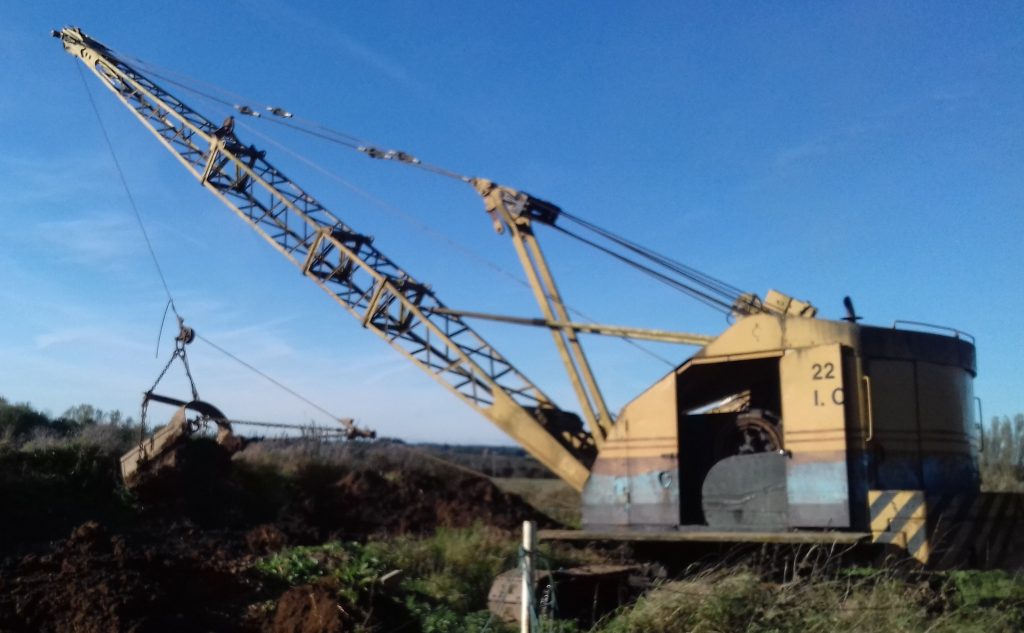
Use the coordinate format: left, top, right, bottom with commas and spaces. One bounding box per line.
0, 397, 135, 446
3, 396, 1023, 489
980, 413, 1024, 491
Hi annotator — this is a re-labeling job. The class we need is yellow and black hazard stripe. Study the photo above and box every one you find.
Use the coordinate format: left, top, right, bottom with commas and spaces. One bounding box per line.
868, 490, 929, 564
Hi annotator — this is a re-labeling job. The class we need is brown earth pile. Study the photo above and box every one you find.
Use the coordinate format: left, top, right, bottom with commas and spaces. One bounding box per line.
0, 440, 547, 632
279, 462, 550, 541
270, 584, 348, 633
0, 521, 263, 633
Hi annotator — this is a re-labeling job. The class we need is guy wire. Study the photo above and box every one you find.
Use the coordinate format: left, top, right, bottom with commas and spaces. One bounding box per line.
77, 62, 349, 425
76, 62, 181, 321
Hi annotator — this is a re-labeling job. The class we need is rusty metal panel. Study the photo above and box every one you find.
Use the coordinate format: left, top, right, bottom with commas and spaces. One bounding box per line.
781, 343, 851, 528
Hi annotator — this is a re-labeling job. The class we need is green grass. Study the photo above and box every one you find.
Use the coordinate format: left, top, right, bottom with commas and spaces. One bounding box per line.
367, 525, 516, 611
593, 566, 1024, 633
256, 524, 520, 632
254, 527, 1024, 633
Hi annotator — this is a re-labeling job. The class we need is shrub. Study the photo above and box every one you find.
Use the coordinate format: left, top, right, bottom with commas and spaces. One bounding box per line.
0, 400, 51, 440
365, 524, 516, 611
0, 443, 132, 550
255, 525, 519, 632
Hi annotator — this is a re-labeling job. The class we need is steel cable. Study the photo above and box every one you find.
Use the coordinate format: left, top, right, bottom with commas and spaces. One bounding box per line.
548, 224, 738, 314
119, 45, 751, 317
76, 62, 182, 321
107, 48, 689, 366
558, 209, 748, 301
76, 57, 356, 428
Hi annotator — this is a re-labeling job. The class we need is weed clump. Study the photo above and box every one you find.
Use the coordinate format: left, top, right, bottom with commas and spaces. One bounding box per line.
596, 565, 1024, 633
256, 525, 517, 631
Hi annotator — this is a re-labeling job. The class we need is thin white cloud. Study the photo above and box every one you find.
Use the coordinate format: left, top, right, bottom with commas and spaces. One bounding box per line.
770, 117, 887, 176
773, 136, 832, 174
34, 329, 89, 350
0, 152, 115, 206
242, 0, 419, 91
146, 219, 214, 251
34, 212, 142, 267
335, 33, 413, 86
33, 325, 149, 353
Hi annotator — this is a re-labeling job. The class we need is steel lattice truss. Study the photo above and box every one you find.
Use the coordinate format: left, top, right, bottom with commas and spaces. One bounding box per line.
57, 28, 595, 480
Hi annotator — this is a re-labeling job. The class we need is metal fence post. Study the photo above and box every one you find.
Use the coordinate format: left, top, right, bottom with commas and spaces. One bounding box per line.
521, 520, 536, 633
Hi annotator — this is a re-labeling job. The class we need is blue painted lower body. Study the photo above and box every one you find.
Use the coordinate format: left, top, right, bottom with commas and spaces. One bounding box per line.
583, 452, 980, 531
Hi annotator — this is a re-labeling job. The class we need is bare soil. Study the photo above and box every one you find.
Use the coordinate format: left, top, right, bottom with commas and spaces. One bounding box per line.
0, 439, 546, 633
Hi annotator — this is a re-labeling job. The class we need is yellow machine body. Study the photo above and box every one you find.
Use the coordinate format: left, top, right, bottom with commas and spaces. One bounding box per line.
579, 313, 1018, 566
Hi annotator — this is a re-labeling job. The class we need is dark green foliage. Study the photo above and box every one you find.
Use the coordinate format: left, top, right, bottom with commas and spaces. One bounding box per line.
230, 459, 294, 524
363, 525, 517, 612
0, 443, 133, 551
254, 535, 1024, 633
256, 542, 351, 586
948, 569, 1024, 617
0, 399, 52, 439
0, 397, 137, 452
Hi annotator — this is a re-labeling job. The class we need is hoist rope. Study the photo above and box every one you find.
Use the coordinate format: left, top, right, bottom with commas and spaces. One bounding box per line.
236, 121, 528, 287
193, 333, 345, 423
118, 46, 749, 317
238, 121, 676, 366
111, 48, 692, 364
558, 210, 748, 300
549, 223, 737, 314
76, 62, 181, 321
76, 59, 357, 428
78, 60, 201, 441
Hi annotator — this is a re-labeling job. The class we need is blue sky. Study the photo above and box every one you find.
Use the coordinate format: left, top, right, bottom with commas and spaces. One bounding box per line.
1, 2, 1021, 443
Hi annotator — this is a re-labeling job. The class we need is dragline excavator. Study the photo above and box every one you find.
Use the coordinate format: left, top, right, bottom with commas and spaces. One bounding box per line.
56, 26, 1024, 569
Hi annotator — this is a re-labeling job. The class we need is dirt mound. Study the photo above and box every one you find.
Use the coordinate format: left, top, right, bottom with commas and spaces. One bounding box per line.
246, 523, 288, 554
124, 440, 547, 541
278, 463, 549, 541
0, 442, 552, 631
130, 438, 244, 527
270, 584, 347, 633
0, 446, 130, 555
0, 521, 262, 633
